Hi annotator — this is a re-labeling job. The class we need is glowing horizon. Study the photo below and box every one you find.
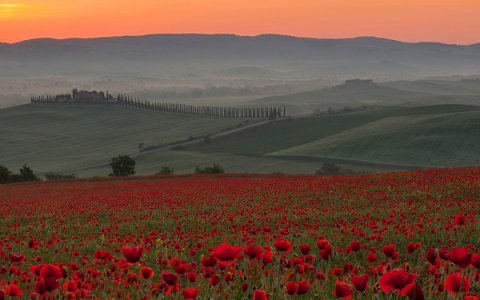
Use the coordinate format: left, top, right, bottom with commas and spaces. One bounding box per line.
1, 0, 479, 45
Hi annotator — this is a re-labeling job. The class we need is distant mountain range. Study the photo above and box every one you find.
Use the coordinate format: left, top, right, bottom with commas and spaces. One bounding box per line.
1, 34, 480, 79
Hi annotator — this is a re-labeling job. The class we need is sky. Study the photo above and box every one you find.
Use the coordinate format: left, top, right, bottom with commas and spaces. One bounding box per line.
1, 0, 479, 44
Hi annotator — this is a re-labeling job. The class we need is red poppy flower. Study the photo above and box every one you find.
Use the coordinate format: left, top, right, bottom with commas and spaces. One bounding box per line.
210, 273, 220, 286
300, 244, 311, 255
140, 267, 154, 279
379, 268, 416, 296
182, 287, 199, 299
40, 264, 63, 279
426, 248, 438, 265
334, 280, 353, 299
298, 281, 310, 295
471, 254, 480, 269
367, 252, 377, 263
454, 214, 466, 225
62, 280, 79, 292
5, 284, 22, 298
348, 241, 361, 252
262, 249, 273, 265
274, 240, 292, 253
382, 244, 396, 258
8, 253, 25, 263
36, 278, 60, 293
244, 245, 263, 259
352, 274, 369, 292
317, 239, 333, 260
201, 255, 217, 267
406, 283, 425, 300
162, 271, 178, 286
253, 289, 268, 300
122, 245, 143, 263
94, 250, 113, 261
444, 273, 470, 295
448, 247, 471, 268
187, 271, 198, 282
286, 282, 298, 295
212, 243, 241, 261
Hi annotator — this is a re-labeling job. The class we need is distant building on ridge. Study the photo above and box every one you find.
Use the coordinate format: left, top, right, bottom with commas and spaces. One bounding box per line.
72, 89, 114, 102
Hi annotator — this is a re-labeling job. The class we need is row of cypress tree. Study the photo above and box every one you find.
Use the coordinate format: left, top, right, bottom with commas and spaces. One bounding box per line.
117, 95, 286, 118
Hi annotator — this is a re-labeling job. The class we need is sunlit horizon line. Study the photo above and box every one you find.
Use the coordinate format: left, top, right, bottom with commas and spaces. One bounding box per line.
2, 32, 479, 46
0, 3, 22, 7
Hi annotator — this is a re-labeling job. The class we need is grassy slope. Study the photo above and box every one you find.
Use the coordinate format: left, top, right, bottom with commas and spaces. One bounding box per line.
254, 80, 480, 114
382, 80, 480, 95
111, 104, 480, 175
188, 105, 479, 156
0, 103, 248, 172
75, 150, 393, 177
256, 83, 419, 105
2, 103, 479, 177
272, 110, 480, 167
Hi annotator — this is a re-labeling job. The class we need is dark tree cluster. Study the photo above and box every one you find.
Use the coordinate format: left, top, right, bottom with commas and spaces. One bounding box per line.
195, 164, 224, 174
0, 164, 39, 184
110, 155, 136, 177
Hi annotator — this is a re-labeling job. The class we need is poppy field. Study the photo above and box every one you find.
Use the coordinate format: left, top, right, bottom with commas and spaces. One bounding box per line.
0, 168, 479, 299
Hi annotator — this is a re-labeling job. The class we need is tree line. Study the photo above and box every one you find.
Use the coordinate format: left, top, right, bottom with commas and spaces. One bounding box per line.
118, 95, 285, 119
31, 94, 286, 119
0, 164, 39, 184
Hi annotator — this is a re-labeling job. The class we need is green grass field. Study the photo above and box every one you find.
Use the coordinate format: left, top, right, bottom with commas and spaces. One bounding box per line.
0, 103, 249, 173
183, 104, 480, 169
272, 110, 480, 167
188, 105, 479, 155
1, 103, 479, 177
75, 150, 396, 177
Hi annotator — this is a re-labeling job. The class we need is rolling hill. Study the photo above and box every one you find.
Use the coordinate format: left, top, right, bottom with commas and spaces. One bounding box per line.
182, 104, 480, 170
255, 79, 480, 114
271, 110, 480, 167
1, 103, 480, 177
0, 103, 250, 173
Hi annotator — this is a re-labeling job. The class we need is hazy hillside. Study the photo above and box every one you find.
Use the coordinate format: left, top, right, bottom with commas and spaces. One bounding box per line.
256, 79, 480, 114
3, 34, 480, 110
2, 34, 480, 78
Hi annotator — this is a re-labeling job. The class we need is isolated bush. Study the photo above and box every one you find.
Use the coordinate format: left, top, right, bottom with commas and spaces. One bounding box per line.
157, 166, 174, 175
316, 163, 342, 175
195, 164, 224, 174
45, 172, 76, 181
17, 164, 39, 182
0, 165, 11, 183
110, 155, 136, 176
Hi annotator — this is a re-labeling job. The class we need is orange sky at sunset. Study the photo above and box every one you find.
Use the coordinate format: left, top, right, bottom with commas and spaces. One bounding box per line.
1, 0, 479, 44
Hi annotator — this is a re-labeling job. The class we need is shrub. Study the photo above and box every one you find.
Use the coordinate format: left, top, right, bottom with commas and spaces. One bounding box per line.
195, 164, 224, 174
0, 165, 11, 184
15, 164, 39, 182
157, 166, 174, 175
110, 155, 136, 176
316, 163, 342, 175
45, 172, 76, 181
